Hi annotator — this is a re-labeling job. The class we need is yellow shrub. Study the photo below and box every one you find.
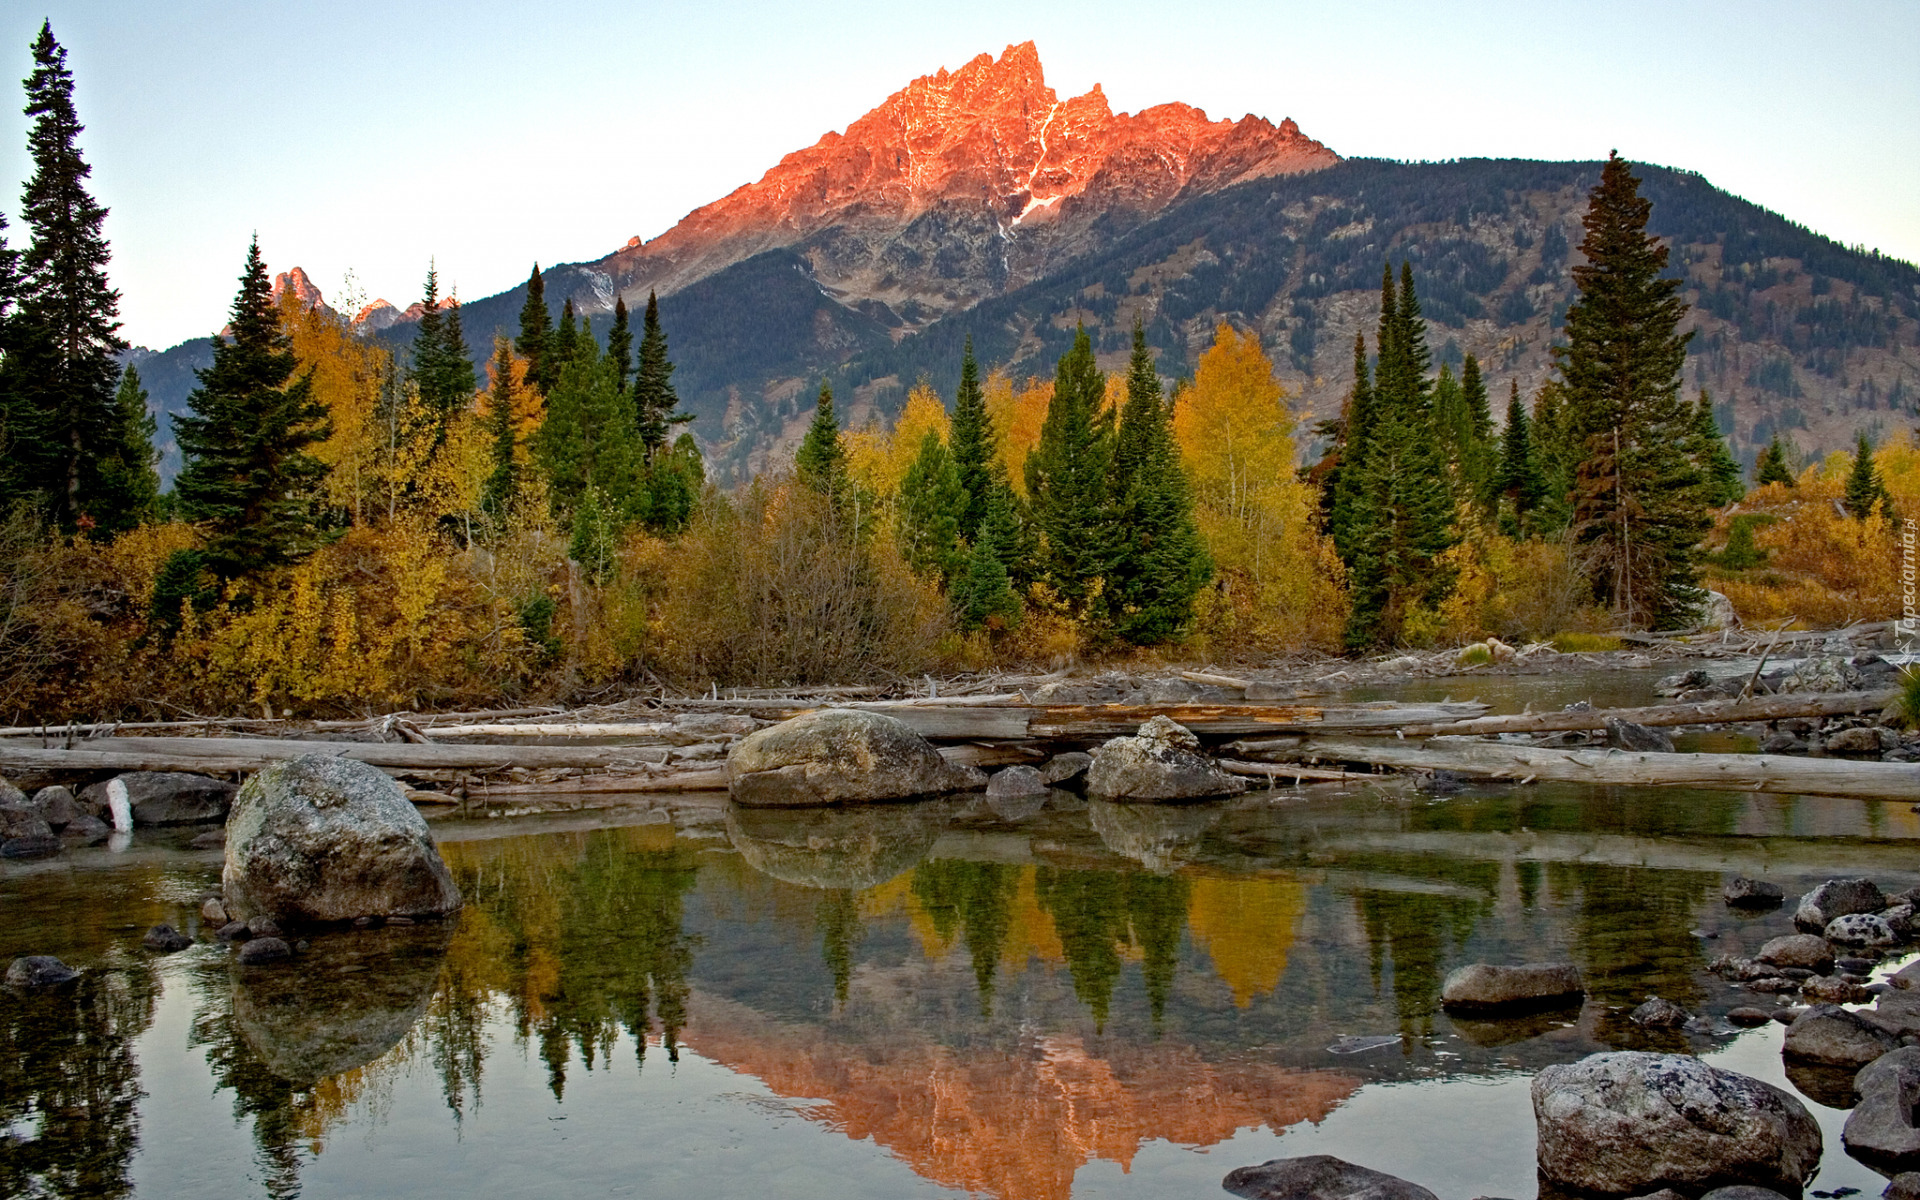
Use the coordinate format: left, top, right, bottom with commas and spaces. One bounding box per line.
1708, 466, 1896, 628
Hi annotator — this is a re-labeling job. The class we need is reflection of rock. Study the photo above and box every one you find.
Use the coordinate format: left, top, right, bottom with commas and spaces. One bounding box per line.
232, 925, 450, 1086
1087, 796, 1228, 873
1782, 1059, 1858, 1110
1448, 1006, 1577, 1049
1224, 1155, 1437, 1200
727, 709, 986, 806
726, 801, 948, 889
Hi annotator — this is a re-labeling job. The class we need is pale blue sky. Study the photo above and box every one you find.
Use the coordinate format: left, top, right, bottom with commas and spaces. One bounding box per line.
2, 0, 1914, 349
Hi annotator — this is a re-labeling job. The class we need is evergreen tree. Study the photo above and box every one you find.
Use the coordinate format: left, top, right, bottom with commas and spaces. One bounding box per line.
898, 428, 966, 583
948, 335, 996, 540
1327, 331, 1377, 560
0, 212, 19, 495
515, 263, 551, 393
952, 477, 1021, 630
1845, 432, 1890, 519
1107, 320, 1210, 642
6, 22, 133, 532
481, 338, 518, 518
606, 296, 633, 395
795, 379, 845, 492
533, 346, 642, 517
408, 265, 477, 433
1024, 325, 1113, 614
1555, 152, 1707, 628
1754, 436, 1795, 488
173, 238, 333, 580
1530, 380, 1576, 530
1688, 389, 1744, 508
93, 363, 159, 532
550, 298, 580, 372
1459, 354, 1497, 508
637, 432, 703, 533
632, 292, 685, 454
1493, 379, 1546, 530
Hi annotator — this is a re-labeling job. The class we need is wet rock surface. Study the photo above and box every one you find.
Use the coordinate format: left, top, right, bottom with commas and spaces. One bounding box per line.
1723, 877, 1785, 908
1629, 997, 1690, 1029
4, 955, 81, 989
1755, 934, 1835, 973
1441, 962, 1584, 1011
726, 709, 986, 806
141, 924, 192, 952
1844, 1046, 1920, 1171
1085, 716, 1247, 801
223, 755, 462, 926
1222, 1154, 1438, 1200
1532, 1052, 1821, 1195
1782, 1003, 1901, 1069
1795, 878, 1887, 931
985, 764, 1046, 798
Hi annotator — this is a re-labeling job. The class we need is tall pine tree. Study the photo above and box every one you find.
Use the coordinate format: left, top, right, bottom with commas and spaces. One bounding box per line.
408, 265, 476, 435
95, 363, 160, 531
1556, 152, 1707, 628
898, 428, 966, 583
1494, 379, 1546, 531
1844, 433, 1889, 519
607, 296, 633, 395
632, 291, 684, 455
953, 479, 1021, 631
515, 263, 552, 393
1754, 435, 1795, 488
6, 22, 136, 533
481, 338, 519, 518
795, 379, 846, 493
1327, 331, 1377, 561
1025, 326, 1114, 615
173, 239, 333, 580
1107, 320, 1210, 643
550, 298, 580, 371
948, 335, 996, 541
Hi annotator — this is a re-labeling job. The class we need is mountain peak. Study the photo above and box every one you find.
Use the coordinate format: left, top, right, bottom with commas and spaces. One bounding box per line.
271, 266, 328, 314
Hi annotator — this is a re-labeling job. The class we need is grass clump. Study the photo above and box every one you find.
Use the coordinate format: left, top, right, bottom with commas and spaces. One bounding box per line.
1551, 631, 1624, 653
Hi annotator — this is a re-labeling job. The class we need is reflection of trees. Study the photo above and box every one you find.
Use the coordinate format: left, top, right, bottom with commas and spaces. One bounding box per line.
186, 958, 306, 1200
0, 963, 156, 1200
815, 889, 863, 1008
1034, 867, 1189, 1030
910, 860, 1018, 1015
1350, 856, 1500, 1037
1548, 861, 1717, 1015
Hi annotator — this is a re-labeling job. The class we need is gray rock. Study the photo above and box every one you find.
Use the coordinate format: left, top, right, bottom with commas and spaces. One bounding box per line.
1723, 877, 1785, 908
1222, 1154, 1437, 1200
1440, 962, 1584, 1011
1885, 903, 1916, 937
1873, 989, 1920, 1037
1802, 975, 1873, 1004
0, 776, 24, 806
725, 802, 946, 890
1755, 933, 1834, 972
141, 924, 192, 952
1828, 912, 1900, 948
1, 833, 61, 858
1845, 1046, 1920, 1171
1885, 1174, 1920, 1200
1783, 1003, 1901, 1069
1606, 720, 1675, 752
79, 772, 236, 826
216, 921, 250, 941
1040, 751, 1092, 785
222, 755, 461, 926
246, 915, 283, 939
1630, 997, 1690, 1028
0, 797, 55, 847
189, 828, 225, 849
726, 709, 985, 806
31, 786, 82, 829
5, 955, 81, 989
235, 936, 293, 965
1085, 716, 1247, 801
60, 813, 108, 844
1827, 726, 1890, 755
985, 765, 1047, 798
1726, 1007, 1775, 1027
1796, 877, 1888, 931
1532, 1052, 1821, 1194
1698, 1189, 1790, 1200
202, 897, 228, 925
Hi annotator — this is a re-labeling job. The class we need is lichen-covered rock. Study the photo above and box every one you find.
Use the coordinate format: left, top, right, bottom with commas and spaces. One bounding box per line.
1826, 726, 1891, 755
222, 755, 461, 926
1795, 878, 1887, 931
1723, 877, 1784, 908
1844, 1046, 1920, 1171
1755, 934, 1834, 973
985, 765, 1047, 798
1606, 720, 1675, 752
1532, 1052, 1821, 1194
1630, 997, 1690, 1028
1828, 913, 1899, 948
31, 786, 83, 829
1802, 975, 1873, 1004
725, 801, 947, 890
1782, 1003, 1900, 1069
1222, 1154, 1437, 1200
80, 771, 236, 826
0, 795, 56, 858
1041, 751, 1092, 785
1085, 716, 1247, 801
1440, 962, 1584, 1011
726, 709, 985, 807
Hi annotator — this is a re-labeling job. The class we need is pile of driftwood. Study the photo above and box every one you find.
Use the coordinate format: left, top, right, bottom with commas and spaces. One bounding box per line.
0, 665, 1909, 806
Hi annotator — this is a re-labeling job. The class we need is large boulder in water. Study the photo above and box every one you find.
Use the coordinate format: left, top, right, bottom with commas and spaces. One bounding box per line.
223, 755, 461, 926
1222, 1154, 1437, 1200
1794, 877, 1886, 931
1844, 1045, 1920, 1172
725, 801, 948, 890
1085, 716, 1247, 801
1782, 1003, 1901, 1069
726, 709, 985, 807
1532, 1052, 1821, 1195
1440, 962, 1584, 1012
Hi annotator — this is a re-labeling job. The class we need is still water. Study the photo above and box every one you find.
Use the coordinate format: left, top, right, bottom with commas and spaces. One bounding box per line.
2, 767, 1915, 1197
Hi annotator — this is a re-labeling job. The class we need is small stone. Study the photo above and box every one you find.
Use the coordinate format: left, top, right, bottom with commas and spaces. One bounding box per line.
5, 955, 81, 989
1883, 1173, 1920, 1200
1630, 997, 1690, 1028
1783, 1002, 1901, 1068
201, 897, 228, 925
1724, 876, 1785, 907
1699, 1189, 1791, 1200
245, 915, 282, 939
1802, 975, 1873, 1004
189, 828, 225, 849
1772, 1007, 1808, 1025
1755, 933, 1834, 972
60, 813, 109, 843
141, 924, 192, 952
31, 785, 82, 829
1606, 719, 1675, 752
353, 916, 377, 929
216, 921, 250, 942
1440, 962, 1584, 1011
2, 834, 62, 858
1726, 1007, 1774, 1026
1222, 1154, 1438, 1200
985, 765, 1047, 798
1884, 903, 1916, 936
1040, 751, 1092, 785
386, 916, 414, 926
1747, 978, 1802, 994
1826, 726, 1888, 755
1838, 955, 1882, 974
1828, 912, 1900, 948
236, 937, 292, 965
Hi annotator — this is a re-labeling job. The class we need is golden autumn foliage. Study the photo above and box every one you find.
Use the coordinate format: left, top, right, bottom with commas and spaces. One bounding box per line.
985, 370, 1050, 496
845, 382, 950, 500
1174, 323, 1346, 653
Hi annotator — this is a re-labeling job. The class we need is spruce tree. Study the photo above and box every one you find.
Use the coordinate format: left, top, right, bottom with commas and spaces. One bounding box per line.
8, 22, 133, 533
795, 379, 845, 492
1530, 380, 1576, 531
1025, 325, 1113, 614
1754, 436, 1795, 488
173, 238, 333, 580
1328, 331, 1376, 561
533, 344, 642, 517
898, 428, 966, 583
550, 298, 579, 374
638, 432, 703, 533
607, 296, 633, 395
1460, 354, 1497, 508
632, 292, 684, 455
94, 363, 159, 532
481, 338, 518, 518
1494, 379, 1546, 530
1107, 320, 1210, 642
515, 263, 551, 393
1689, 389, 1744, 508
1556, 152, 1707, 628
408, 266, 477, 433
953, 478, 1021, 630
948, 335, 996, 540
1845, 433, 1890, 519
0, 212, 19, 496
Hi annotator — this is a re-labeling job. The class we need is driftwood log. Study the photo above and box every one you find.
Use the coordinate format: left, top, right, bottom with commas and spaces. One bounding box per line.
1387, 687, 1897, 738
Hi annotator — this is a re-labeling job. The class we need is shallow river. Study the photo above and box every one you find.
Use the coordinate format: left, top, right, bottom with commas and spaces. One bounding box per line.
1, 671, 1913, 1199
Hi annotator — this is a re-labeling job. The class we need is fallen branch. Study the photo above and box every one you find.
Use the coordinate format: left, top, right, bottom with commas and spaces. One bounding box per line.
1216, 759, 1373, 784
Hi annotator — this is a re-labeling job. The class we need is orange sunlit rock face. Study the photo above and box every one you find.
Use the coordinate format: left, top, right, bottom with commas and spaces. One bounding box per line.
601, 41, 1337, 310
683, 991, 1359, 1200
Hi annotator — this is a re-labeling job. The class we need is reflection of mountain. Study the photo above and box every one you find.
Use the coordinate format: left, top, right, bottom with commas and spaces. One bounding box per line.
682, 990, 1359, 1200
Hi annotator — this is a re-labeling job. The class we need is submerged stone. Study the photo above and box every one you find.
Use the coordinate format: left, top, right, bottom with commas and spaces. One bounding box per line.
1440, 962, 1584, 1011
1223, 1154, 1438, 1200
